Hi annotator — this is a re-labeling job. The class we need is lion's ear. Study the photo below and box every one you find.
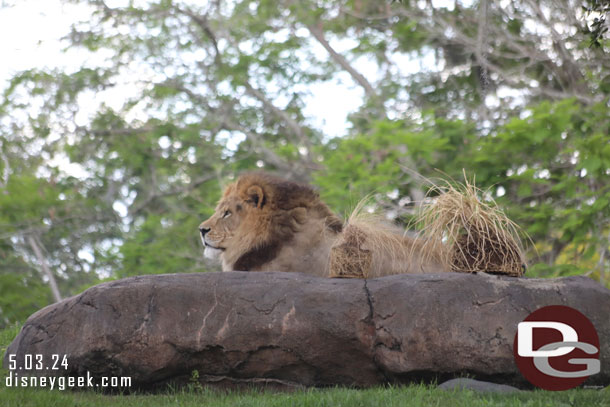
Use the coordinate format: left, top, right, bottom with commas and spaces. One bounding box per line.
246, 185, 265, 208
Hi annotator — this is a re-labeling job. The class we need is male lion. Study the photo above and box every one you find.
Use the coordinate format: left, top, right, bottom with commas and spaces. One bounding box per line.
199, 173, 343, 276
199, 173, 525, 278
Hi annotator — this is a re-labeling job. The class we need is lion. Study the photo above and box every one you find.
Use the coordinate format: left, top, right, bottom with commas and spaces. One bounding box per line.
199, 172, 526, 278
199, 173, 343, 276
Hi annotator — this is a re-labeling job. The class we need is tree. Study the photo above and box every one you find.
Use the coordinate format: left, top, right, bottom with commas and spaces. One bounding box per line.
0, 0, 608, 326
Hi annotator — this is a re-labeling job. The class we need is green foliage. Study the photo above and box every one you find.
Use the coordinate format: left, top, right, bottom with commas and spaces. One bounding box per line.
118, 213, 209, 278
0, 175, 60, 228
0, 270, 51, 329
0, 0, 608, 326
317, 118, 450, 216
582, 0, 610, 47
187, 369, 204, 392
470, 99, 610, 276
0, 175, 65, 328
318, 98, 610, 284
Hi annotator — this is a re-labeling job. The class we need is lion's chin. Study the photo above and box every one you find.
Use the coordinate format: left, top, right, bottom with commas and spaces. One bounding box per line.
204, 246, 223, 260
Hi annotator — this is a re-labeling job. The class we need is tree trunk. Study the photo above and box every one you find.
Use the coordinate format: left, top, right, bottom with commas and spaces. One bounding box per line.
27, 235, 62, 303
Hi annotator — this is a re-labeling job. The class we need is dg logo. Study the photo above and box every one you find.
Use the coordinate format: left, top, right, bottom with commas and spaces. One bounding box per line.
513, 305, 601, 390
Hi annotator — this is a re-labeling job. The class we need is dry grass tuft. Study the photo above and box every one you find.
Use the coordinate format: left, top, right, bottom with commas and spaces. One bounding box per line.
329, 199, 391, 278
329, 224, 372, 278
414, 176, 527, 277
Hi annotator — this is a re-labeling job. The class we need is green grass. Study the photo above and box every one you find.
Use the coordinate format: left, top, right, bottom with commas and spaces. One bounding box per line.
2, 326, 609, 407
2, 383, 609, 407
0, 324, 21, 357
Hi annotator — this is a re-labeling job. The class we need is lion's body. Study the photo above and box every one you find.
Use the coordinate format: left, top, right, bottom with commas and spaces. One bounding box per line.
330, 221, 448, 278
248, 216, 337, 276
199, 173, 448, 277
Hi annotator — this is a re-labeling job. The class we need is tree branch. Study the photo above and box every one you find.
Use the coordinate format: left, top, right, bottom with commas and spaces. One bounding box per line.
475, 0, 489, 93
174, 6, 221, 65
524, 0, 586, 92
242, 81, 313, 155
128, 174, 216, 216
27, 235, 62, 303
158, 72, 312, 180
306, 22, 378, 99
221, 118, 308, 179
176, 6, 316, 168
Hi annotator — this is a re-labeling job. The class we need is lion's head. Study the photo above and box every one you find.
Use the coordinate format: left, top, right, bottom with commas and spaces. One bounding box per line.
199, 173, 342, 271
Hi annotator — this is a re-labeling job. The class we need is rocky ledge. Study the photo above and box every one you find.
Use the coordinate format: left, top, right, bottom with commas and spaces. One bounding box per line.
3, 272, 609, 390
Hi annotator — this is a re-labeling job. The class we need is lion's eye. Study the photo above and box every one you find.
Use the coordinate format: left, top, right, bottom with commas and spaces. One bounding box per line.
222, 210, 231, 218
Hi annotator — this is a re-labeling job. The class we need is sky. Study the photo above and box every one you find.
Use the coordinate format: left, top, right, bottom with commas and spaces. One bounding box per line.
0, 1, 87, 81
0, 0, 451, 144
0, 0, 373, 140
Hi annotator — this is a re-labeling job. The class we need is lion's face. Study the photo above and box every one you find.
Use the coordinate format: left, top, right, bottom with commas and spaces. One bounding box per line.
198, 184, 255, 261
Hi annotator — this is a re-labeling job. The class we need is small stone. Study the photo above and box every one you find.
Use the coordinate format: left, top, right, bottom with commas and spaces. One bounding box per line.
438, 378, 522, 393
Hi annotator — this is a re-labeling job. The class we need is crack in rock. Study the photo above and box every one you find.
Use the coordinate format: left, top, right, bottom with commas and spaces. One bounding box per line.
362, 279, 394, 383
252, 297, 286, 315
197, 283, 219, 347
473, 295, 509, 307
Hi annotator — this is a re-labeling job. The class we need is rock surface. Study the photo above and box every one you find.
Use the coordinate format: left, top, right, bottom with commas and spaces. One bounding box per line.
3, 272, 610, 390
438, 378, 521, 393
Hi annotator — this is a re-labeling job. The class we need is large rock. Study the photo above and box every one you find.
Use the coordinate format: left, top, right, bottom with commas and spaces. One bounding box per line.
3, 272, 610, 390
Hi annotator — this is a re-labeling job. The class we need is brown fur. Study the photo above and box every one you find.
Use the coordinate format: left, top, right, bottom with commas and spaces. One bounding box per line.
200, 173, 525, 278
199, 172, 450, 277
327, 215, 448, 278
199, 173, 342, 275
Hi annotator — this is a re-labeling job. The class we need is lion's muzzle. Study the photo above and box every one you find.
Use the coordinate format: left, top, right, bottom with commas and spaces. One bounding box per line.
199, 227, 225, 261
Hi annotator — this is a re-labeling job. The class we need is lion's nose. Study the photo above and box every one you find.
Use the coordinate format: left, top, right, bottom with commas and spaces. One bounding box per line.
199, 227, 210, 237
